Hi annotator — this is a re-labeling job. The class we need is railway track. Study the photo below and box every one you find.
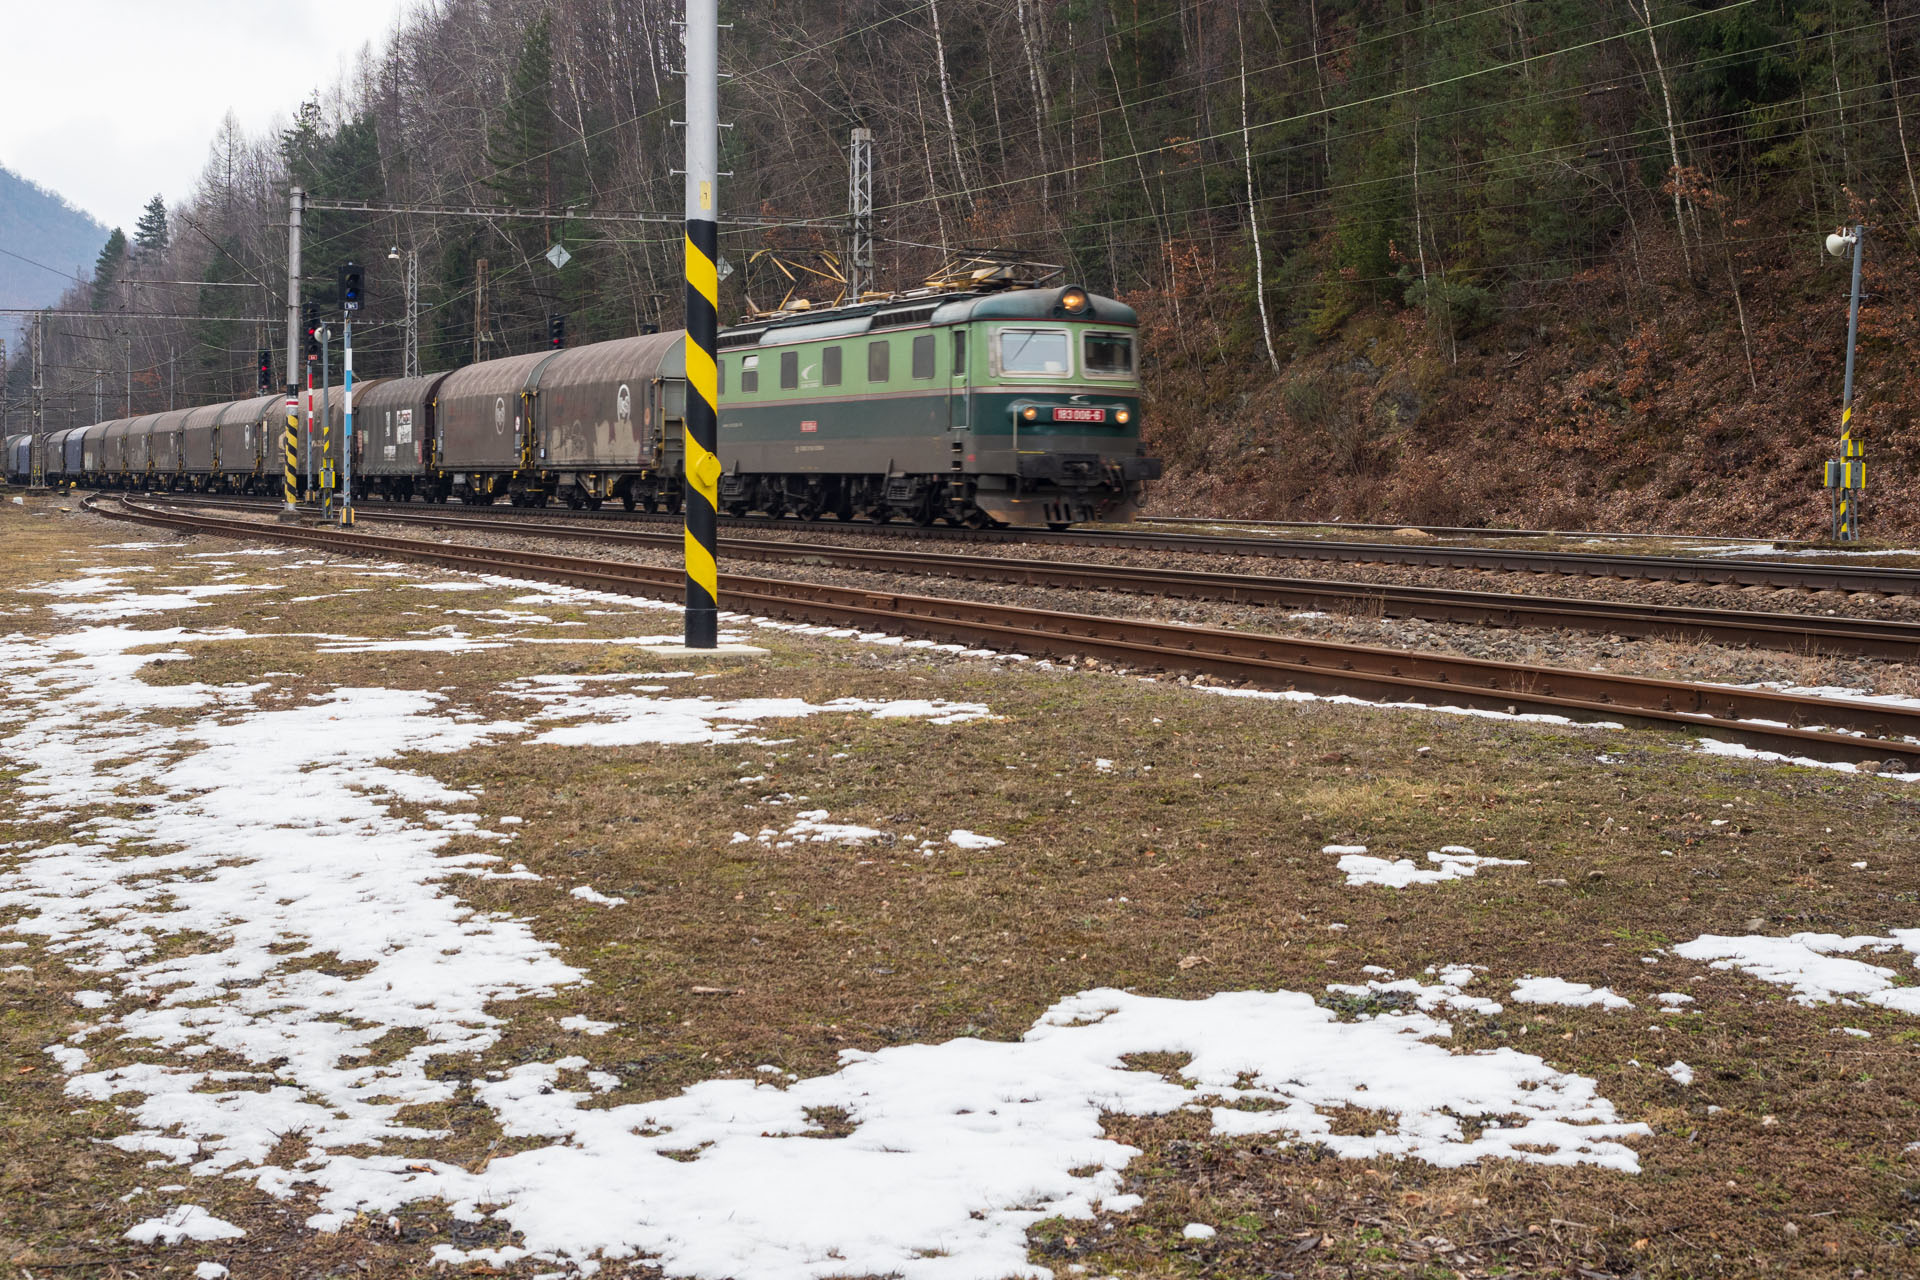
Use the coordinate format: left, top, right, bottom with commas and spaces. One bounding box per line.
1135, 514, 1794, 546
144, 494, 1920, 662
93, 493, 1920, 768
141, 490, 1920, 595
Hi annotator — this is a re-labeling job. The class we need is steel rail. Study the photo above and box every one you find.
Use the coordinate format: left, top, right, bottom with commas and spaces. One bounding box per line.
1134, 514, 1794, 546
91, 494, 1920, 767
132, 489, 1920, 595
147, 495, 1920, 662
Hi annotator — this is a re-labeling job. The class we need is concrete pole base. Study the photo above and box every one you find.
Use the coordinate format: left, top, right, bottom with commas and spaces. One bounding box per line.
638, 643, 769, 659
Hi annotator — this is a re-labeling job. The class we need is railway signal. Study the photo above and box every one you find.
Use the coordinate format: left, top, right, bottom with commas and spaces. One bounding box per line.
303, 303, 321, 361
257, 350, 272, 394
547, 313, 567, 349
339, 262, 363, 314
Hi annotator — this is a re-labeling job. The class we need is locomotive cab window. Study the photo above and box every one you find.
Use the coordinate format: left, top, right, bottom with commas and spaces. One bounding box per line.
911, 334, 936, 380
1083, 331, 1135, 378
740, 354, 759, 394
717, 359, 726, 394
951, 330, 967, 376
823, 345, 842, 387
996, 327, 1071, 377
867, 340, 890, 383
780, 350, 799, 389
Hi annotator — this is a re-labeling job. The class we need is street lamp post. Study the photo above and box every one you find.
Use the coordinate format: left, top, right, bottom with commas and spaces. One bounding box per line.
388, 245, 419, 378
1822, 225, 1867, 542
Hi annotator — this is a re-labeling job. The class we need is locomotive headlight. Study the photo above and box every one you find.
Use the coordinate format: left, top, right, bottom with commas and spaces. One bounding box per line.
1022, 406, 1038, 421
1116, 409, 1131, 424
1060, 288, 1088, 313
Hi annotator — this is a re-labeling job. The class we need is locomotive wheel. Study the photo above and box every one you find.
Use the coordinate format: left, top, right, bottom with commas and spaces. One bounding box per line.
642, 495, 659, 513
564, 491, 584, 510
621, 492, 637, 511
584, 496, 603, 511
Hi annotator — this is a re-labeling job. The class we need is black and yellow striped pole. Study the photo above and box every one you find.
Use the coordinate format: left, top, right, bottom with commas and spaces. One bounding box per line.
281, 186, 303, 517
682, 0, 721, 649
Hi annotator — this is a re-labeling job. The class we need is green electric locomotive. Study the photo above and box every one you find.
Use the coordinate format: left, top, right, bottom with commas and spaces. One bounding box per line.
714, 278, 1157, 527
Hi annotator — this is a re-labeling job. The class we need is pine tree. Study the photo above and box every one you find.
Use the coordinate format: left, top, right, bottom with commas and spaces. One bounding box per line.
132, 196, 169, 261
90, 228, 127, 311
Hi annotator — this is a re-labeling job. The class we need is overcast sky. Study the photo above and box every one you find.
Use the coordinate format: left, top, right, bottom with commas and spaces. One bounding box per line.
1, 0, 420, 232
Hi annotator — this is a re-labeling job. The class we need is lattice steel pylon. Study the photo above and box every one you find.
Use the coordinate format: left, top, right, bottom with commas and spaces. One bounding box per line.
29, 313, 44, 488
403, 248, 420, 378
847, 128, 874, 302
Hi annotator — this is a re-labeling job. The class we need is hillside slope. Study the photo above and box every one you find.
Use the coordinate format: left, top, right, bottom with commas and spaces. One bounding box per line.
0, 165, 106, 347
1140, 214, 1920, 542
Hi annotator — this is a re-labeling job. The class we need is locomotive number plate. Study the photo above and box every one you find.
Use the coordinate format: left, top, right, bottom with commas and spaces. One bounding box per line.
1053, 407, 1106, 423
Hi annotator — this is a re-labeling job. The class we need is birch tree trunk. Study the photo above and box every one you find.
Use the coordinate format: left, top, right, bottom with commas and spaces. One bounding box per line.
1238, 13, 1279, 372
928, 0, 971, 209
1629, 0, 1692, 276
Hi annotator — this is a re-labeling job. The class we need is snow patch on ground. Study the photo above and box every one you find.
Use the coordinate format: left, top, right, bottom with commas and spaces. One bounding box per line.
1510, 978, 1634, 1010
1324, 844, 1529, 888
399, 987, 1646, 1276
507, 675, 994, 748
1692, 738, 1920, 781
1201, 684, 1625, 731
1325, 963, 1504, 1016
1674, 930, 1920, 1014
124, 1205, 246, 1244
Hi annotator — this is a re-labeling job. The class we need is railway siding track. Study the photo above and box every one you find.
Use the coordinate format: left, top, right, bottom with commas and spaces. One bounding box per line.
149, 495, 1920, 662
142, 490, 1920, 595
96, 494, 1920, 769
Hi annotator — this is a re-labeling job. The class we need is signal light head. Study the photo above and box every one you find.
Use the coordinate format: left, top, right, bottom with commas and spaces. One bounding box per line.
338, 261, 364, 313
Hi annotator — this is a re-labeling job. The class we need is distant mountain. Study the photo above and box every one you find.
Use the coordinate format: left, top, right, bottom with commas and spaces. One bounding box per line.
0, 165, 107, 350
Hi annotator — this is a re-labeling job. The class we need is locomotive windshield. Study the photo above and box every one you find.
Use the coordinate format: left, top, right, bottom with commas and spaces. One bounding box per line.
1083, 332, 1135, 378
997, 327, 1071, 376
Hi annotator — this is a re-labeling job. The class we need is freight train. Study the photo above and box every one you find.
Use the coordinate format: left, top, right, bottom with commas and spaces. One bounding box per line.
5, 279, 1158, 529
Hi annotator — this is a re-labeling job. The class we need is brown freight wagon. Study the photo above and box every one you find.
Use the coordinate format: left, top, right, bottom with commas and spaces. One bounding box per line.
83, 419, 122, 481
351, 374, 449, 501
147, 409, 191, 488
214, 395, 287, 492
530, 332, 687, 511
181, 403, 226, 485
435, 350, 561, 504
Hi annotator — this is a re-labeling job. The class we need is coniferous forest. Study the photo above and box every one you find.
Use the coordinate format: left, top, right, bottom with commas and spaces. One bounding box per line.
6, 0, 1920, 535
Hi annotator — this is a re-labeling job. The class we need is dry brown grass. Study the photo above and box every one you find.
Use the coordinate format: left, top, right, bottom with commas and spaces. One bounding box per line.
2, 496, 1919, 1278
